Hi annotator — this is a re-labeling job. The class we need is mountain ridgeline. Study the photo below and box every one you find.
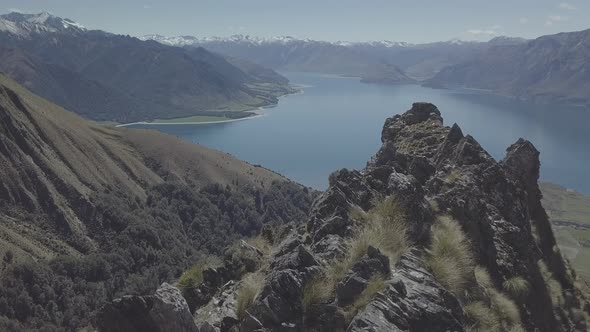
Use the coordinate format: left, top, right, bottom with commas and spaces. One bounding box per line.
0, 73, 313, 330
144, 30, 590, 107
0, 12, 295, 123
427, 29, 590, 107
97, 103, 590, 331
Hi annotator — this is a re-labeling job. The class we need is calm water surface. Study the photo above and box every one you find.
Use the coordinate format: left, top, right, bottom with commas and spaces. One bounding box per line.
131, 72, 590, 193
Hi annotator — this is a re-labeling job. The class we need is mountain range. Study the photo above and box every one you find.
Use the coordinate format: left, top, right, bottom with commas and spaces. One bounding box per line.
141, 34, 527, 81
0, 12, 295, 123
427, 29, 590, 107
144, 31, 590, 107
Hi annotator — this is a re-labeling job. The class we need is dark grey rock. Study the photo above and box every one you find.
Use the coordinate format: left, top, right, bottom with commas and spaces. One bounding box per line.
95, 283, 198, 332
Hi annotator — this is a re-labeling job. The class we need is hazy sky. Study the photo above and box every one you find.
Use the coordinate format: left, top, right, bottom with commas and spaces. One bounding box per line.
2, 0, 589, 43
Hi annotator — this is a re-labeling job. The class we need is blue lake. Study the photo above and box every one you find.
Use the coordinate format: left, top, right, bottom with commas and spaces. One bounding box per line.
131, 72, 590, 194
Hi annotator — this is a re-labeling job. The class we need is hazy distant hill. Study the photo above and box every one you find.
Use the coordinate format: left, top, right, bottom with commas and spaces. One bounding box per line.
0, 12, 294, 123
427, 29, 590, 106
142, 34, 502, 81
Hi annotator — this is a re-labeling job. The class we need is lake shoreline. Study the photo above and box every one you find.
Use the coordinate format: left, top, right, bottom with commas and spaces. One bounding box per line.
117, 85, 305, 127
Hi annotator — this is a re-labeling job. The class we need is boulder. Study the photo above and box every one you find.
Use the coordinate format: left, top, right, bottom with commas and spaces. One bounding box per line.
95, 283, 198, 332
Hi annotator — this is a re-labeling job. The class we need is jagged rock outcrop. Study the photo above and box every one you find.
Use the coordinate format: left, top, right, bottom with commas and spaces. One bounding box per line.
100, 102, 590, 331
95, 283, 199, 332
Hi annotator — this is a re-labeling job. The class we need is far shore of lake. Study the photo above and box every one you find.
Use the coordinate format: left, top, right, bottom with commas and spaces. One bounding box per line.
116, 86, 306, 127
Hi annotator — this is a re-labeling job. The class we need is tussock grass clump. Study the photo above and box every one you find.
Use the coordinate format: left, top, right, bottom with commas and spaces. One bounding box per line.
471, 267, 522, 331
302, 198, 408, 311
348, 206, 369, 222
426, 215, 474, 296
502, 276, 530, 300
351, 198, 409, 263
464, 301, 501, 332
423, 216, 523, 332
445, 169, 462, 184
346, 274, 387, 320
177, 256, 221, 294
490, 291, 521, 326
236, 274, 262, 320
302, 277, 335, 313
538, 260, 564, 307
178, 265, 205, 292
246, 235, 272, 256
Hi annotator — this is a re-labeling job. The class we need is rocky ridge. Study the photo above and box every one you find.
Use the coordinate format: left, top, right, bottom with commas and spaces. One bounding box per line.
98, 103, 590, 331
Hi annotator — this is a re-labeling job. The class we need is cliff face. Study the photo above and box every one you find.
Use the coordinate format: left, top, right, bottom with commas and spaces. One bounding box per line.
99, 103, 589, 332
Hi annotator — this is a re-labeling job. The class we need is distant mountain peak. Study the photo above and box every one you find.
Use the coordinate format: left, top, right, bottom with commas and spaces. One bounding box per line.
0, 11, 85, 37
488, 35, 528, 45
141, 33, 418, 48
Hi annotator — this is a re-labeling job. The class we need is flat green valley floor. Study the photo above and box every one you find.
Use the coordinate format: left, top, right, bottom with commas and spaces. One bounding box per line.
541, 182, 590, 280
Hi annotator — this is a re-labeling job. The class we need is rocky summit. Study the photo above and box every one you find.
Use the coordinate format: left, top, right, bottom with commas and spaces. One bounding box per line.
97, 103, 590, 332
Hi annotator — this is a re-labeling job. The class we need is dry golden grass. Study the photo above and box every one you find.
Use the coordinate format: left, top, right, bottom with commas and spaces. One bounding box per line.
345, 274, 387, 320
426, 215, 474, 296
445, 169, 462, 184
177, 256, 222, 295
472, 267, 522, 331
538, 260, 565, 307
301, 198, 409, 312
236, 274, 262, 320
464, 301, 501, 332
502, 276, 530, 299
246, 235, 273, 256
423, 216, 523, 332
302, 277, 335, 313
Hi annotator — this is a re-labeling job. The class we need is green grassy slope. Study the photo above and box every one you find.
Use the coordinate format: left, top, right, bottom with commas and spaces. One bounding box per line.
541, 182, 590, 280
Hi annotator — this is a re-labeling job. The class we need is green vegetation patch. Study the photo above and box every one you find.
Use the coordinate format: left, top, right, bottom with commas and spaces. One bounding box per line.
151, 115, 230, 124
540, 183, 590, 281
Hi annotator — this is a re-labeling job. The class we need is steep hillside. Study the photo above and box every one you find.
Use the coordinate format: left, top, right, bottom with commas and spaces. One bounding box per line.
101, 103, 589, 331
0, 74, 313, 330
541, 183, 590, 280
0, 12, 295, 123
428, 29, 590, 107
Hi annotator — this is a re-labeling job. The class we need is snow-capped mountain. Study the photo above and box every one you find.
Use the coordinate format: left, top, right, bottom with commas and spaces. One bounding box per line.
141, 33, 416, 49
0, 11, 85, 37
139, 34, 199, 47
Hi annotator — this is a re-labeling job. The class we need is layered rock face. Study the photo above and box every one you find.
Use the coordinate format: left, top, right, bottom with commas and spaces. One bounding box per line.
98, 103, 589, 331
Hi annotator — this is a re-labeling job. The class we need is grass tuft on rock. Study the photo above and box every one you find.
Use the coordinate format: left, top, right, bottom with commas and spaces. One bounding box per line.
302, 277, 335, 313
345, 274, 387, 321
471, 266, 522, 330
426, 215, 474, 296
236, 274, 262, 321
303, 197, 408, 311
538, 260, 565, 307
464, 301, 501, 332
502, 276, 530, 299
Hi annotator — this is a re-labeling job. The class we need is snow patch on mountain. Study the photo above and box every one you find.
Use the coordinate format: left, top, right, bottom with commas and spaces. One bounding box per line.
0, 12, 86, 38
